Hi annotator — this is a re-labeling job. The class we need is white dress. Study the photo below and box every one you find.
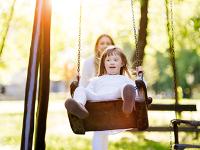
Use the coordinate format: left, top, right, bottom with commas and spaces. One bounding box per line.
74, 75, 136, 105
76, 55, 145, 150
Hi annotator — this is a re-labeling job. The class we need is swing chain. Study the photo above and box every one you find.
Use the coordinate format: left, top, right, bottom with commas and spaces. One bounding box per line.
77, 0, 82, 80
169, 0, 179, 107
131, 0, 140, 67
168, 0, 178, 148
169, 0, 174, 55
169, 0, 179, 118
168, 0, 175, 72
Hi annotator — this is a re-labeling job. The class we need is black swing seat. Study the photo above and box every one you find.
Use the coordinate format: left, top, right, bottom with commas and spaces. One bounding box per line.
67, 79, 152, 134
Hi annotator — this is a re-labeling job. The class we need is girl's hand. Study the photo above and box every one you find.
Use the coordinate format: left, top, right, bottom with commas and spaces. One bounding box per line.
132, 66, 143, 77
136, 66, 143, 76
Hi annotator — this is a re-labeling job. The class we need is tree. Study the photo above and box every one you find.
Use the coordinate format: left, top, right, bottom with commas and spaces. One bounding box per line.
0, 0, 16, 56
131, 0, 149, 68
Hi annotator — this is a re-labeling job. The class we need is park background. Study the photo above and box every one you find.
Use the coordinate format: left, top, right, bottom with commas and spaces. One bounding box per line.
0, 0, 200, 149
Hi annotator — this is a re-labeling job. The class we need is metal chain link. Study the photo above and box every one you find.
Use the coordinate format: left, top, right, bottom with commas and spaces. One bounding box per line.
168, 0, 177, 149
131, 0, 140, 67
166, 0, 178, 119
77, 0, 82, 80
169, 0, 174, 55
169, 0, 179, 107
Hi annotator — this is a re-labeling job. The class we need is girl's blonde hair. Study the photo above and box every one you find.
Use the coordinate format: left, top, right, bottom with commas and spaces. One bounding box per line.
94, 34, 115, 74
98, 46, 131, 78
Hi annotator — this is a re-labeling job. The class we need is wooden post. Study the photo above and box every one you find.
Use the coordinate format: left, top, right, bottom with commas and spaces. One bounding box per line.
34, 0, 51, 149
20, 0, 51, 149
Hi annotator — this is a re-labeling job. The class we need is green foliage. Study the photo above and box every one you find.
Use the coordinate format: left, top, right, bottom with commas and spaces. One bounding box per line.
152, 48, 200, 98
0, 1, 34, 83
145, 0, 200, 97
152, 51, 173, 94
191, 17, 200, 32
0, 0, 200, 98
176, 49, 200, 97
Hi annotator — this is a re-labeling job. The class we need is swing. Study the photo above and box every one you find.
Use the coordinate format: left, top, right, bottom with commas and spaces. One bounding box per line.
66, 0, 152, 134
170, 119, 200, 150
147, 0, 197, 133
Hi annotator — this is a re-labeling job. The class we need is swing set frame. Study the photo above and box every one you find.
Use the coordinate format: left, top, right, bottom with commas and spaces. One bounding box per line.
0, 0, 194, 149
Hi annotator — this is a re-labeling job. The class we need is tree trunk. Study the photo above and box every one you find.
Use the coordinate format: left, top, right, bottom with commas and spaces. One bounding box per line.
132, 0, 149, 68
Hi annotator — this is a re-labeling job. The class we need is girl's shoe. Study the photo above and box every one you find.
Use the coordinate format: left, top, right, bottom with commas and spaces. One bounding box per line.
122, 84, 136, 114
65, 99, 89, 119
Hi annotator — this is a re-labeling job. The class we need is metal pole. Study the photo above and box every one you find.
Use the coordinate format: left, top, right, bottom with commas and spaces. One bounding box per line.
34, 0, 51, 149
20, 0, 43, 149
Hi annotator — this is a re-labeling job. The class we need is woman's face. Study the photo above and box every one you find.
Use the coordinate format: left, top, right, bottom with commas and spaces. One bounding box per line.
97, 36, 112, 55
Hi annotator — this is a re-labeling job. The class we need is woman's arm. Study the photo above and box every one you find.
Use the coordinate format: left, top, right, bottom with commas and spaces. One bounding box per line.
79, 57, 95, 87
79, 64, 90, 87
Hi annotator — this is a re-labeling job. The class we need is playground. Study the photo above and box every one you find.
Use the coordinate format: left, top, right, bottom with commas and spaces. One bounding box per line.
0, 97, 199, 149
0, 0, 200, 149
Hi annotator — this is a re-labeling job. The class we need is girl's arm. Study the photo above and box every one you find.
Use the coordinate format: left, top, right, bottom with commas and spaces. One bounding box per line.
85, 79, 101, 100
86, 79, 95, 92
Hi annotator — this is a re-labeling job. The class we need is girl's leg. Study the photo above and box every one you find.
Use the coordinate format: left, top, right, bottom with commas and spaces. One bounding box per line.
121, 84, 136, 114
86, 88, 121, 101
92, 131, 109, 150
73, 86, 87, 105
65, 86, 89, 119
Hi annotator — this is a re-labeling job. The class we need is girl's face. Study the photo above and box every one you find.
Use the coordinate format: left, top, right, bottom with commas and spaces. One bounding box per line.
104, 54, 123, 75
97, 36, 113, 55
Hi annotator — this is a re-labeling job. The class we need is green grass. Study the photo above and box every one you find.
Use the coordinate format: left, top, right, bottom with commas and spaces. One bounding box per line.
0, 99, 199, 150
46, 136, 91, 150
110, 137, 168, 150
45, 135, 169, 150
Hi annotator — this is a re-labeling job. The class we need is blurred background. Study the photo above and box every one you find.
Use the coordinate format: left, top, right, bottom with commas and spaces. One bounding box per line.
1, 0, 200, 99
0, 0, 200, 149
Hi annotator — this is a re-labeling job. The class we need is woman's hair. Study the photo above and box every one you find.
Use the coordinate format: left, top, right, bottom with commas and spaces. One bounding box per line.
98, 46, 131, 77
94, 34, 115, 74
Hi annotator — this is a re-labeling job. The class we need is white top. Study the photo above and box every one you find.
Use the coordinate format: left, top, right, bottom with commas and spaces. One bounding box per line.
86, 75, 135, 95
74, 74, 136, 104
79, 56, 96, 87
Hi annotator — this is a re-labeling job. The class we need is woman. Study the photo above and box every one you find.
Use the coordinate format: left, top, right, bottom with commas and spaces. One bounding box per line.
79, 34, 115, 87
79, 34, 115, 150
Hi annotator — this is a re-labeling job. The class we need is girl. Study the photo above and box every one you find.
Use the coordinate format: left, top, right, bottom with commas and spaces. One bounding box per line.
77, 34, 115, 150
80, 34, 115, 87
65, 46, 145, 150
